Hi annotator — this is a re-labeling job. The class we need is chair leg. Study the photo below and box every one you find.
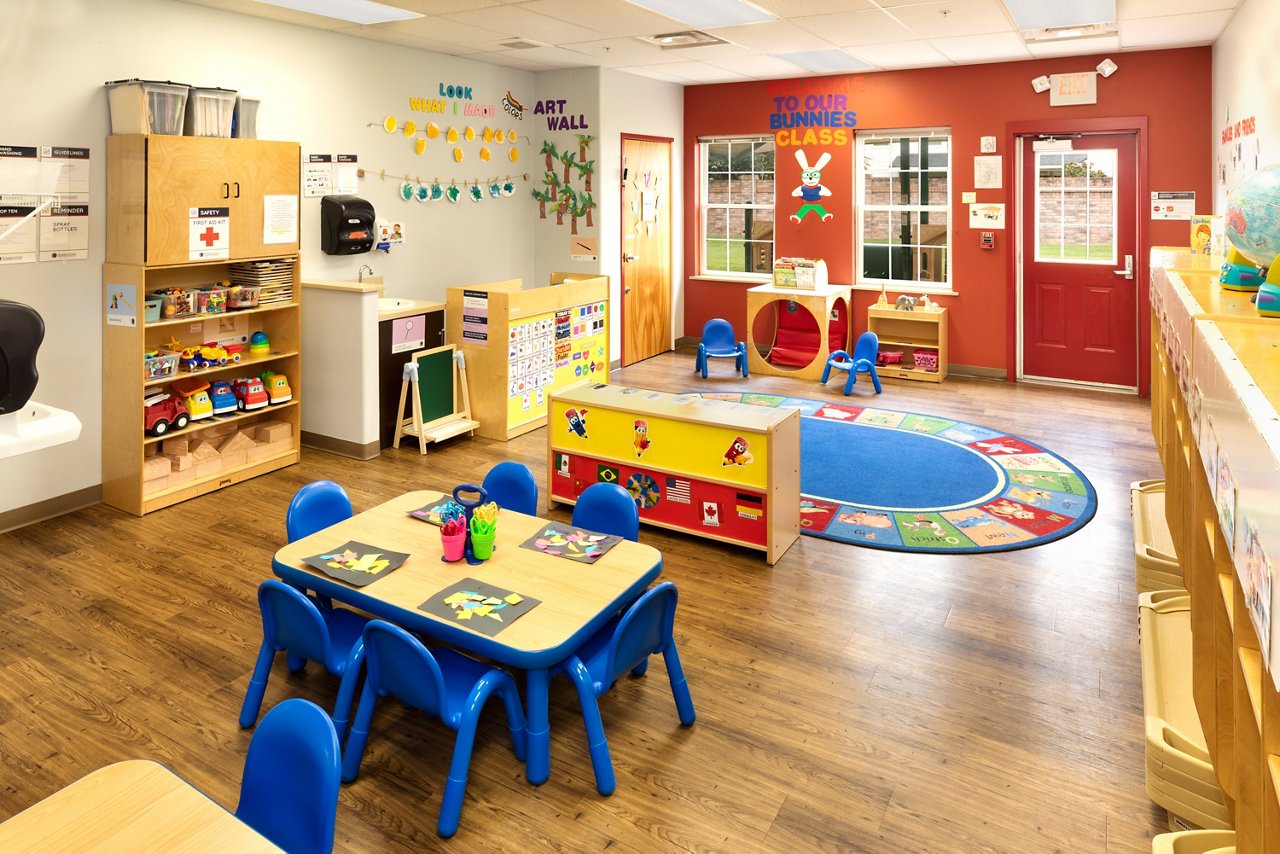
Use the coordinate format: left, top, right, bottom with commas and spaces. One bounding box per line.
630, 658, 650, 678
285, 652, 307, 672
695, 345, 706, 378
739, 345, 749, 377
330, 640, 365, 743
438, 671, 528, 838
662, 644, 697, 726
565, 657, 616, 796
820, 360, 832, 384
238, 643, 276, 728
340, 679, 379, 783
870, 366, 882, 394
844, 369, 856, 396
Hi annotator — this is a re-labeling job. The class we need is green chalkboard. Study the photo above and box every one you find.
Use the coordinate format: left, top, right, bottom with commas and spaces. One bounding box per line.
414, 346, 457, 425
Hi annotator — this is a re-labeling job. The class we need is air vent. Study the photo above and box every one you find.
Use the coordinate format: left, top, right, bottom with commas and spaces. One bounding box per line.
638, 30, 726, 49
1021, 21, 1117, 42
500, 38, 546, 50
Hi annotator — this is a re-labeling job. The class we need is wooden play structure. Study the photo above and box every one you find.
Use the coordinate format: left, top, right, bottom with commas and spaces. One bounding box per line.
745, 283, 851, 381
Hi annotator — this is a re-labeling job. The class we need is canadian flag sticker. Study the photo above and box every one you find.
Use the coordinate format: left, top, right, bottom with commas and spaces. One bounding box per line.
702, 501, 720, 527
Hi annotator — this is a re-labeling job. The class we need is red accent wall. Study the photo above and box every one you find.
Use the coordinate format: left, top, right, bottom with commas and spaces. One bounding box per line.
682, 48, 1213, 379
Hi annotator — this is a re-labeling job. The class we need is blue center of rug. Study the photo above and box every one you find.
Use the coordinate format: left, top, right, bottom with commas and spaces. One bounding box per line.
799, 419, 1003, 510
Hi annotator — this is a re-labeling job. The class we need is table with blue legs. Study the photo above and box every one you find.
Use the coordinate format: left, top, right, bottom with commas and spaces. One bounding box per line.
271, 489, 662, 785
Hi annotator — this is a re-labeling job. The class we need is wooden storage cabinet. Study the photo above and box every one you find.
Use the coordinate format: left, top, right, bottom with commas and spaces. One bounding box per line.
107, 135, 300, 266
866, 306, 947, 382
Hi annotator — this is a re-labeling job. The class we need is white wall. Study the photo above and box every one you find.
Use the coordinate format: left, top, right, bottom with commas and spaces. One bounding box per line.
1212, 0, 1280, 211
0, 0, 683, 517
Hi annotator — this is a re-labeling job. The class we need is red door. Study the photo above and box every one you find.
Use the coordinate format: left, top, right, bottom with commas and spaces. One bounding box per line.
1020, 133, 1138, 387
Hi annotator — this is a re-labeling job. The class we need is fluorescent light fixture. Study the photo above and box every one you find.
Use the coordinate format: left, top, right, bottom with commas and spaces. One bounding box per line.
1022, 21, 1117, 42
1002, 0, 1114, 31
1031, 75, 1051, 93
623, 0, 774, 30
776, 49, 872, 74
253, 0, 423, 25
1096, 57, 1117, 78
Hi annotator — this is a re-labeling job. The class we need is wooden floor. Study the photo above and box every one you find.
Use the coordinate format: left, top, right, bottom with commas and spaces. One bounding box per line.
0, 350, 1170, 852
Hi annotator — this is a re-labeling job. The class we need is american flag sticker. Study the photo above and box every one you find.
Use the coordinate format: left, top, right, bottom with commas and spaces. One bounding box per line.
666, 477, 691, 503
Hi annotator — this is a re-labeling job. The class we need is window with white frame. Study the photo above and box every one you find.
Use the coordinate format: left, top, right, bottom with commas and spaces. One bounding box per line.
857, 129, 951, 292
700, 136, 775, 277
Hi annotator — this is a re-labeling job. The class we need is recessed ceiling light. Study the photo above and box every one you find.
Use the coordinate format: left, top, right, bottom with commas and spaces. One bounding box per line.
252, 0, 422, 25
624, 0, 774, 30
1002, 0, 1114, 31
639, 30, 728, 49
775, 49, 872, 74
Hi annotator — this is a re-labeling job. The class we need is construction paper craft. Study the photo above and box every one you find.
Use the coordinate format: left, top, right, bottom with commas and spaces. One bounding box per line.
408, 497, 466, 526
520, 521, 622, 564
419, 578, 540, 637
303, 540, 409, 587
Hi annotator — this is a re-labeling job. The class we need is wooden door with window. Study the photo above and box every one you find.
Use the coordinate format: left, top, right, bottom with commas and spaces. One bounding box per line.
1020, 133, 1138, 387
621, 136, 672, 366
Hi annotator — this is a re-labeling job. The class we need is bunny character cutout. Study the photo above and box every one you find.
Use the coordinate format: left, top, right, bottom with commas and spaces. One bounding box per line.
790, 149, 834, 223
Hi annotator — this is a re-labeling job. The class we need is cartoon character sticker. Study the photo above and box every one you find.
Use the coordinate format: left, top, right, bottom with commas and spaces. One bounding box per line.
789, 149, 833, 223
721, 435, 754, 466
565, 407, 589, 438
633, 419, 651, 457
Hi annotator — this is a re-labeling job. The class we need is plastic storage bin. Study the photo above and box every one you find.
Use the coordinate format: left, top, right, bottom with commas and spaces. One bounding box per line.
196, 286, 228, 315
913, 349, 939, 371
233, 95, 260, 139
105, 79, 189, 135
877, 350, 903, 366
1131, 479, 1184, 593
144, 350, 180, 381
226, 284, 261, 309
184, 87, 237, 138
144, 297, 162, 323
160, 289, 195, 318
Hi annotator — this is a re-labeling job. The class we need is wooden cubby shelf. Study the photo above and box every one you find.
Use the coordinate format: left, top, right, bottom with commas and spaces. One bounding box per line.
866, 305, 948, 383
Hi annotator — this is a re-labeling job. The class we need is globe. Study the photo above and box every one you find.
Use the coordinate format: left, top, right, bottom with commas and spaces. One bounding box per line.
1225, 163, 1280, 268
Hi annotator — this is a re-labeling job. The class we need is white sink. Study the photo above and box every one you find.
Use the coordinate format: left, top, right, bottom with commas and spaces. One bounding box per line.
377, 298, 416, 311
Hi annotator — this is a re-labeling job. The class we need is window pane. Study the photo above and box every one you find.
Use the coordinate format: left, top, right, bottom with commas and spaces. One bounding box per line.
729, 174, 755, 205
754, 173, 775, 206
753, 140, 775, 172
863, 209, 891, 244
1035, 149, 1115, 263
889, 210, 914, 245
707, 143, 729, 173
891, 173, 918, 207
707, 172, 728, 207
864, 171, 890, 204
705, 206, 727, 240
726, 239, 750, 272
890, 245, 918, 281
705, 238, 728, 271
747, 241, 772, 273
749, 208, 774, 241
728, 208, 748, 242
730, 142, 753, 173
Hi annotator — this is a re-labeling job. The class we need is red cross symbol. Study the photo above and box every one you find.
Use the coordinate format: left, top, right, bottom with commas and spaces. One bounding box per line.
199, 226, 220, 247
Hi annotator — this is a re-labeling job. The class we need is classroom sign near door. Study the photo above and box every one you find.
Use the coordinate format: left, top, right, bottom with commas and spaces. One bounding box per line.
505, 301, 607, 427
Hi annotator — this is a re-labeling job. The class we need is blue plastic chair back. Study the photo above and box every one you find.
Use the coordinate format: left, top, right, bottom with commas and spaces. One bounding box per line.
572, 482, 640, 542
852, 330, 879, 366
360, 621, 451, 720
235, 698, 341, 854
481, 461, 539, 516
700, 318, 739, 357
604, 582, 678, 683
287, 480, 352, 542
258, 580, 345, 670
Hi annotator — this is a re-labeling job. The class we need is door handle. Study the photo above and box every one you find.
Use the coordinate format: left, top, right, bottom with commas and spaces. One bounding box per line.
233, 182, 241, 199
1113, 254, 1133, 279
222, 182, 230, 199
624, 254, 639, 262
625, 287, 632, 294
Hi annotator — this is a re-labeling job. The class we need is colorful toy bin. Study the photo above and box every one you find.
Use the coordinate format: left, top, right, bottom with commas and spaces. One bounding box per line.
196, 286, 228, 314
143, 350, 179, 381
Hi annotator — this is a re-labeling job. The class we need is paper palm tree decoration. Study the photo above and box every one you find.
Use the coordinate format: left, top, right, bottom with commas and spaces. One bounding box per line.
542, 170, 560, 201
559, 149, 577, 185
576, 134, 595, 162
573, 159, 595, 192
531, 188, 549, 219
578, 191, 595, 229
555, 187, 576, 226
540, 140, 559, 172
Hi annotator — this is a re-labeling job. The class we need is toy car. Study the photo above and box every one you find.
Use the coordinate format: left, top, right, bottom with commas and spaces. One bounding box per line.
169, 377, 214, 421
144, 393, 190, 436
208, 379, 237, 415
180, 342, 242, 371
231, 377, 269, 411
258, 370, 292, 404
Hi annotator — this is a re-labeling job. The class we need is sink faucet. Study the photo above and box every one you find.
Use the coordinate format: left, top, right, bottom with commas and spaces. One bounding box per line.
358, 264, 374, 283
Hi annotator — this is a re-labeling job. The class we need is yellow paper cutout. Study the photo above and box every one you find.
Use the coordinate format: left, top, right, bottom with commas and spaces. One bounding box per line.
383, 116, 398, 133
456, 609, 473, 620
474, 605, 492, 617
504, 593, 523, 605
483, 127, 494, 143
453, 147, 464, 163
509, 148, 520, 162
480, 147, 491, 161
483, 597, 502, 605
464, 126, 476, 142
495, 129, 506, 144
414, 138, 426, 155
426, 122, 439, 139
508, 130, 518, 142
402, 120, 417, 137
446, 127, 459, 144
444, 592, 468, 605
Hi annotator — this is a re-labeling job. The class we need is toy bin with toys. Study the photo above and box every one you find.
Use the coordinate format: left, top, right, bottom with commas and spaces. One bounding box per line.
196, 286, 228, 314
226, 284, 261, 310
143, 350, 180, 381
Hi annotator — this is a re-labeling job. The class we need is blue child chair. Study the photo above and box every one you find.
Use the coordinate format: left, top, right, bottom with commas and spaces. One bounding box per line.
695, 318, 748, 379
481, 461, 539, 516
239, 580, 368, 739
553, 582, 695, 796
235, 698, 341, 854
821, 330, 882, 395
572, 482, 640, 542
287, 480, 353, 542
340, 620, 527, 838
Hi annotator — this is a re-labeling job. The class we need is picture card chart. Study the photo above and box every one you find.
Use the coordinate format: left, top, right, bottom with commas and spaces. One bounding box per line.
505, 300, 608, 426
507, 314, 556, 408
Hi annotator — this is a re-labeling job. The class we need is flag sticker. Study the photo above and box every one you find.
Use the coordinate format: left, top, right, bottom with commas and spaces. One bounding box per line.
666, 477, 691, 503
597, 465, 619, 484
735, 492, 763, 519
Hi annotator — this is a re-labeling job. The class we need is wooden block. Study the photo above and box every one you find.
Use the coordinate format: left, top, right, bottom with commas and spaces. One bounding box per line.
255, 420, 292, 443
168, 466, 195, 486
189, 438, 221, 460
220, 449, 248, 468
167, 452, 193, 472
202, 421, 236, 438
161, 437, 189, 456
194, 458, 223, 478
143, 475, 168, 494
219, 431, 256, 454
266, 437, 293, 456
143, 456, 171, 480
144, 443, 158, 457
246, 440, 272, 462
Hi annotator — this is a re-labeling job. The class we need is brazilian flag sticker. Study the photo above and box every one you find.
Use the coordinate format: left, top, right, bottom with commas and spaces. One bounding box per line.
597, 465, 619, 484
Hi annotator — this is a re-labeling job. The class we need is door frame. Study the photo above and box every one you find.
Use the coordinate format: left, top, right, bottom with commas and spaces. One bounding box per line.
618, 133, 674, 367
1005, 116, 1150, 396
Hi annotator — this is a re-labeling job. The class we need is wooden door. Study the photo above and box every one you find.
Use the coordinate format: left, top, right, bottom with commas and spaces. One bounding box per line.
1020, 133, 1138, 387
229, 140, 301, 259
621, 136, 672, 366
145, 136, 233, 265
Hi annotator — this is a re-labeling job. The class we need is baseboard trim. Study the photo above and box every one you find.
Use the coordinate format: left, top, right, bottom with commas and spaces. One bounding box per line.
0, 485, 101, 534
948, 364, 1005, 380
300, 432, 381, 461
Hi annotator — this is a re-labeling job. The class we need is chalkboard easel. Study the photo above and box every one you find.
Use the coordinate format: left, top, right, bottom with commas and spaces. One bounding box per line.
393, 345, 479, 455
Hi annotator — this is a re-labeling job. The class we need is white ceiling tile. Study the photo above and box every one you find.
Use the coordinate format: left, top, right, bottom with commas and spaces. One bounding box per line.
932, 31, 1031, 62
751, 0, 876, 15
519, 0, 687, 38
560, 37, 702, 66
391, 0, 522, 12
1119, 9, 1235, 47
616, 65, 694, 83
375, 15, 512, 50
888, 0, 1018, 39
179, 0, 348, 28
707, 20, 840, 53
843, 39, 952, 69
332, 25, 486, 53
1023, 34, 1119, 57
651, 60, 749, 82
705, 54, 811, 78
791, 9, 915, 44
1118, 0, 1239, 21
469, 44, 602, 67
465, 49, 565, 70
436, 5, 605, 43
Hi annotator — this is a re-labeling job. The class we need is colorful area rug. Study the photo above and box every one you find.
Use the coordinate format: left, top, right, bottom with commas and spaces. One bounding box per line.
686, 393, 1097, 555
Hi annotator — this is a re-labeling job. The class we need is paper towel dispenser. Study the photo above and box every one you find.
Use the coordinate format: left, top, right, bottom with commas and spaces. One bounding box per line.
0, 299, 43, 415
320, 195, 375, 255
